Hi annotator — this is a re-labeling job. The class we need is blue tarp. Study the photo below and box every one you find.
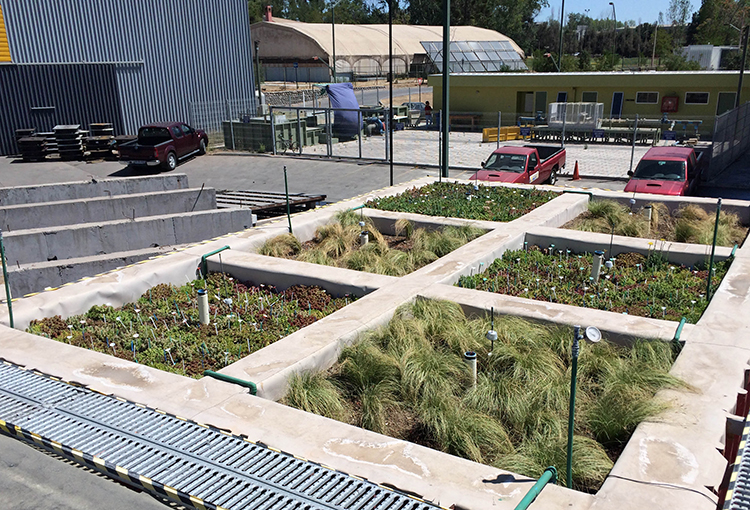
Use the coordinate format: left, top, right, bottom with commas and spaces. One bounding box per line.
326, 83, 360, 139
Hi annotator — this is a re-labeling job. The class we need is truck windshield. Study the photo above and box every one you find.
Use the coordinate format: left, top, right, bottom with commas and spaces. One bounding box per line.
632, 160, 686, 181
485, 153, 527, 173
138, 127, 171, 145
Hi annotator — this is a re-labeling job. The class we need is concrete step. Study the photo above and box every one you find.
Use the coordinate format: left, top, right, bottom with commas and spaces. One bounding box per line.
0, 187, 216, 231
3, 209, 257, 266
0, 174, 189, 206
2, 245, 192, 299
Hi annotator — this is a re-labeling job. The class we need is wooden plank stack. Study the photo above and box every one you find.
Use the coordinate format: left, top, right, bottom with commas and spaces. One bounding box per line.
54, 124, 85, 160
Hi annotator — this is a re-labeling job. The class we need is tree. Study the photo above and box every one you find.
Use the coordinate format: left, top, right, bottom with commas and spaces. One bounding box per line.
668, 0, 694, 25
692, 0, 749, 46
662, 51, 703, 69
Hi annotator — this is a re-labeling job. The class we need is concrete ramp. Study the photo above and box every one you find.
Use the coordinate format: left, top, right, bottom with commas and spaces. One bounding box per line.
0, 175, 256, 297
0, 174, 189, 206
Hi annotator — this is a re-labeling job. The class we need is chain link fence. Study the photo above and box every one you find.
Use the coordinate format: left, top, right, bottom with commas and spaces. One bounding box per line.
707, 102, 750, 182
189, 98, 257, 148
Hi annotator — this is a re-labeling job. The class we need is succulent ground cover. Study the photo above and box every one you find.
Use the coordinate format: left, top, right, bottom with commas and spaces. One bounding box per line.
457, 244, 731, 323
259, 210, 484, 276
27, 273, 353, 378
364, 181, 558, 221
565, 200, 748, 247
283, 300, 685, 492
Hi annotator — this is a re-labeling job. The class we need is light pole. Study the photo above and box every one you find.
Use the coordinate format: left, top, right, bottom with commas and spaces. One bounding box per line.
567, 325, 601, 488
330, 0, 343, 82
254, 41, 262, 115
609, 2, 617, 69
388, 0, 394, 186
558, 0, 565, 72
441, 0, 450, 179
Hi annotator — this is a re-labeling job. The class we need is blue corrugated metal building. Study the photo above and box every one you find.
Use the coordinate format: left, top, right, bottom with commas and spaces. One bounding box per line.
0, 0, 256, 155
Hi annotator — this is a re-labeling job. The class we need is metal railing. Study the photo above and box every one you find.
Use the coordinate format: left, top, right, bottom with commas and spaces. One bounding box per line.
707, 102, 750, 182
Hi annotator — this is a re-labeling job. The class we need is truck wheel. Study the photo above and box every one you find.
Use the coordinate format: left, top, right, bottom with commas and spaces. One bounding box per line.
198, 139, 206, 155
547, 167, 558, 185
164, 152, 177, 171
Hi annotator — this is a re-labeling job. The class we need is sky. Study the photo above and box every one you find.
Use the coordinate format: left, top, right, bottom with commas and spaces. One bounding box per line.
535, 0, 680, 25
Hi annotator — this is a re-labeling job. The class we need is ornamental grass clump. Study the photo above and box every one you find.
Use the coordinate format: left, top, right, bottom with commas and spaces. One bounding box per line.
364, 181, 558, 221
259, 210, 484, 276
283, 300, 686, 492
27, 273, 353, 378
568, 200, 747, 247
457, 244, 732, 323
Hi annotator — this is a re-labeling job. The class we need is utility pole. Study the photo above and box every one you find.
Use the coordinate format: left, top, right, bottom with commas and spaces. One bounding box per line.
558, 0, 565, 72
441, 0, 450, 179
651, 22, 658, 69
737, 25, 749, 109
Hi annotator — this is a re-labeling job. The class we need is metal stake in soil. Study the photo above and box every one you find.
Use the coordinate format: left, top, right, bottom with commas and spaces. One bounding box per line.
284, 165, 293, 234
0, 229, 13, 328
706, 198, 722, 300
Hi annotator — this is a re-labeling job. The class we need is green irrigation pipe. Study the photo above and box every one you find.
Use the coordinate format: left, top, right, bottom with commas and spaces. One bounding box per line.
732, 243, 739, 258
350, 204, 366, 211
284, 165, 292, 234
200, 246, 231, 279
562, 190, 593, 200
203, 370, 257, 395
0, 230, 12, 328
673, 317, 687, 342
514, 466, 558, 510
706, 199, 722, 300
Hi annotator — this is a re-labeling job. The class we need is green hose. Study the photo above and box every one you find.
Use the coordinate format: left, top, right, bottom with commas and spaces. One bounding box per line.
203, 370, 257, 395
514, 467, 557, 510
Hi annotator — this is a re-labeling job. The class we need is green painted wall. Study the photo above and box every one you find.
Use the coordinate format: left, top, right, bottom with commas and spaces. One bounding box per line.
429, 72, 750, 135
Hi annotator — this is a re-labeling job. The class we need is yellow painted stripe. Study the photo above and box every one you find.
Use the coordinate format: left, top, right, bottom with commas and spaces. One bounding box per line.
189, 496, 207, 510
164, 486, 179, 498
0, 5, 11, 62
116, 466, 129, 478
731, 471, 738, 482
139, 475, 155, 492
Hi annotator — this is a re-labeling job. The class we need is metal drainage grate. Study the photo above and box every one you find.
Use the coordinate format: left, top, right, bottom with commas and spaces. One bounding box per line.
0, 360, 442, 510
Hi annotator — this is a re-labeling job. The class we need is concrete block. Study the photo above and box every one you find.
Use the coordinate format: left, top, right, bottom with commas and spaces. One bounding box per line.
0, 188, 216, 231
0, 174, 189, 206
4, 209, 256, 266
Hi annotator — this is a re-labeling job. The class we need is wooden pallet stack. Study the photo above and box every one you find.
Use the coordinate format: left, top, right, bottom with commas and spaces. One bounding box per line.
54, 124, 85, 160
84, 123, 114, 154
17, 136, 47, 161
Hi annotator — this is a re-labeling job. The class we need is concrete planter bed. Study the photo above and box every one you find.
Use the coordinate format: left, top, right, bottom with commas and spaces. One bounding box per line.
26, 273, 354, 378
258, 210, 486, 276
364, 181, 559, 221
564, 199, 749, 248
456, 244, 732, 323
282, 299, 685, 493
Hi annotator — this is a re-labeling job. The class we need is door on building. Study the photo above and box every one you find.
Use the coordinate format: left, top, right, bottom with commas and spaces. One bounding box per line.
535, 91, 547, 118
610, 92, 624, 118
516, 91, 534, 117
716, 92, 736, 116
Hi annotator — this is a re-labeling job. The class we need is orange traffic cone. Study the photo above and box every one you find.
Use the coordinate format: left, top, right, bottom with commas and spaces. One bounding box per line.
572, 160, 580, 180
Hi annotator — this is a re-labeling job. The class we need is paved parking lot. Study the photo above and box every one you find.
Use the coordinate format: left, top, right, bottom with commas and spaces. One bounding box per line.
301, 128, 650, 178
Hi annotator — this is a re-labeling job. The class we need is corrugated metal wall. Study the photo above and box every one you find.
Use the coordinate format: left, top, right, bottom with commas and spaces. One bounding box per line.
0, 65, 125, 154
0, 0, 255, 155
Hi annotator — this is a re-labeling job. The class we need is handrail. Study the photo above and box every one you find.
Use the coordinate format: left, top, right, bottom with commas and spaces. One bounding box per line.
203, 370, 257, 395
200, 246, 230, 279
514, 466, 557, 510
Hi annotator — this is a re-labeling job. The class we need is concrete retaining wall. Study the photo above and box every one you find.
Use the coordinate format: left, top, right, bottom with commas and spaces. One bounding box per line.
4, 209, 256, 266
0, 174, 189, 206
0, 188, 216, 231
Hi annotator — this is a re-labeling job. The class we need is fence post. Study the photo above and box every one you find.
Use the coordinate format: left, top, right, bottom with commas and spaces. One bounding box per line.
497, 111, 502, 150
226, 100, 235, 150
271, 106, 277, 155
358, 109, 363, 159
326, 108, 332, 157
384, 107, 389, 162
296, 108, 303, 153
629, 114, 639, 175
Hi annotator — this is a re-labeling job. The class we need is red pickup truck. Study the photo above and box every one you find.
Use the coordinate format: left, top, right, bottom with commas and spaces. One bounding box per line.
470, 145, 566, 185
624, 146, 703, 196
119, 122, 208, 171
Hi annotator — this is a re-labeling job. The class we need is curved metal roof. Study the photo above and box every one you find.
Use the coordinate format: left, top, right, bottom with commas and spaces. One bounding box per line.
253, 19, 525, 59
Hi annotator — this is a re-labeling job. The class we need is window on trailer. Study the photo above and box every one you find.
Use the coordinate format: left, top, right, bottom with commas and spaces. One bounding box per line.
685, 92, 709, 105
636, 92, 659, 104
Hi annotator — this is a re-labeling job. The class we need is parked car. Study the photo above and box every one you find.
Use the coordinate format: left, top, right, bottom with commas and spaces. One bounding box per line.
118, 122, 208, 171
470, 145, 566, 185
624, 146, 703, 196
